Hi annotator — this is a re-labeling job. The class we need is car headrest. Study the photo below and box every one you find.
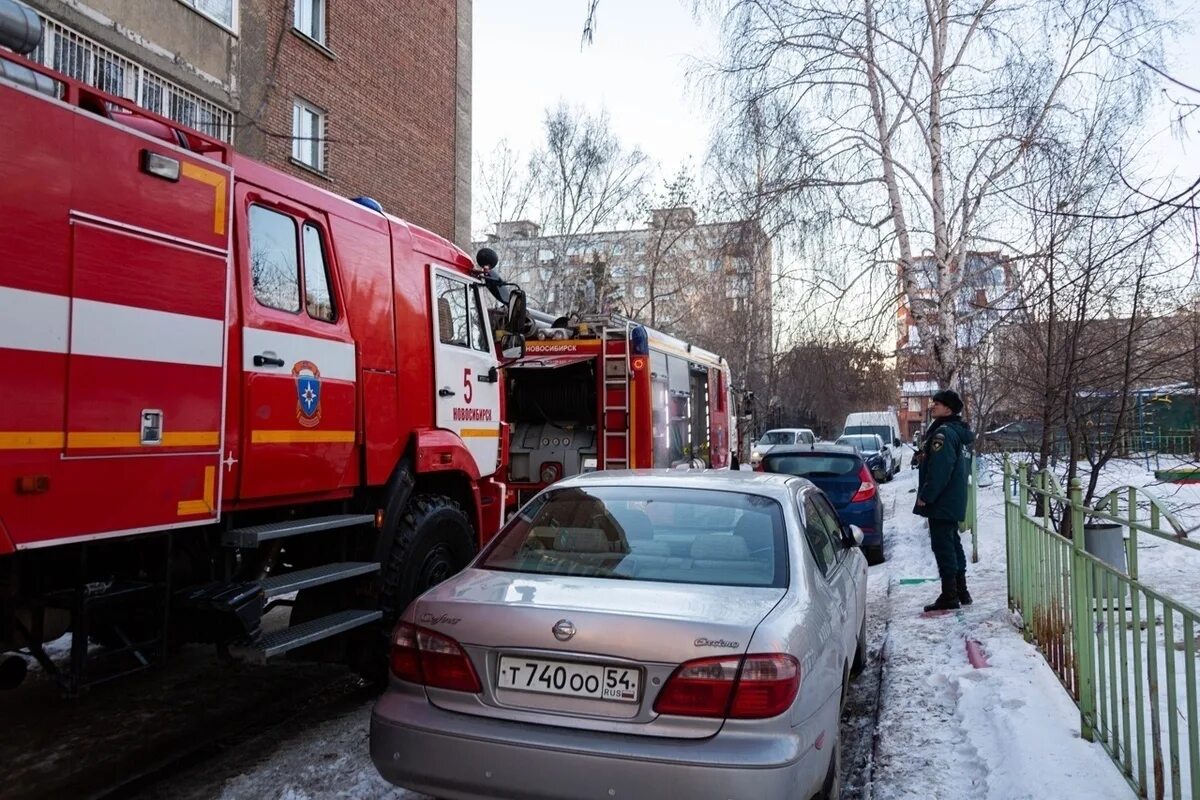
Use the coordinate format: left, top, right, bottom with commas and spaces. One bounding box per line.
553, 528, 612, 553
690, 534, 750, 561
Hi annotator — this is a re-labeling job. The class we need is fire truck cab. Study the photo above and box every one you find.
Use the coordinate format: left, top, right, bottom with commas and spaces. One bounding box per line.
503, 310, 738, 508
0, 9, 522, 692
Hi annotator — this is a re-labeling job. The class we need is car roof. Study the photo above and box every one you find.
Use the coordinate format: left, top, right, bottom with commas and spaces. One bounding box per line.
554, 468, 812, 500
762, 427, 811, 434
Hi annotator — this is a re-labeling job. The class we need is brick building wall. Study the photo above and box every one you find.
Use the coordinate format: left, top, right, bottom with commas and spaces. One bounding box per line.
238, 0, 470, 244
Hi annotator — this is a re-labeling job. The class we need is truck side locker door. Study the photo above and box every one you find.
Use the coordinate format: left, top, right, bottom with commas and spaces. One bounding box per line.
235, 184, 358, 500
429, 268, 501, 478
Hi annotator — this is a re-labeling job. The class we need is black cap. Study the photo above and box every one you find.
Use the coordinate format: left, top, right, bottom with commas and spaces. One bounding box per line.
931, 389, 963, 414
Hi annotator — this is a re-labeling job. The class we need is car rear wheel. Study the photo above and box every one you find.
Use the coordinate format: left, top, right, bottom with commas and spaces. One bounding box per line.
813, 731, 842, 800
813, 670, 847, 800
850, 616, 866, 677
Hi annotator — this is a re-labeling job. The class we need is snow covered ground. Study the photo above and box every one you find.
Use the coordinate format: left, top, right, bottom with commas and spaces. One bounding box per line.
866, 466, 1133, 800
148, 465, 1154, 799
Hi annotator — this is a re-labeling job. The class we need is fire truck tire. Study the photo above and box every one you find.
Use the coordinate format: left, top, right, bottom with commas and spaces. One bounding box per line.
355, 494, 475, 683
380, 494, 476, 624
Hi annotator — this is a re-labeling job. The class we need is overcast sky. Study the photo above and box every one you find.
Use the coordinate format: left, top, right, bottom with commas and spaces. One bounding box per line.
471, 0, 718, 227
472, 1, 1200, 228
472, 1, 1200, 345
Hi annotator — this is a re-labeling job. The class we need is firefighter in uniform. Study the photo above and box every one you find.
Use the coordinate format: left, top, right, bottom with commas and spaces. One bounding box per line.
913, 389, 976, 612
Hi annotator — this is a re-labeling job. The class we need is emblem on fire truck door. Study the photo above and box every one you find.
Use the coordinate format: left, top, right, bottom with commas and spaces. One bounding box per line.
292, 360, 322, 428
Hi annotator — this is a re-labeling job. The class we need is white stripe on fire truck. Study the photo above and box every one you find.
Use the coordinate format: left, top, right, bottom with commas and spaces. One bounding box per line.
72, 298, 224, 367
0, 287, 69, 354
0, 288, 225, 367
242, 328, 357, 382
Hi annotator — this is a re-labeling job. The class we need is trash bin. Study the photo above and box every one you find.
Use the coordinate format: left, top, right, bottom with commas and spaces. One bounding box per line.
1083, 522, 1128, 605
1082, 522, 1128, 574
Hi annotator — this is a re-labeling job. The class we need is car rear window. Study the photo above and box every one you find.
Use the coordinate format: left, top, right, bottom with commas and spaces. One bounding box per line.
836, 435, 879, 452
764, 454, 860, 477
845, 425, 891, 444
760, 431, 795, 445
480, 486, 788, 588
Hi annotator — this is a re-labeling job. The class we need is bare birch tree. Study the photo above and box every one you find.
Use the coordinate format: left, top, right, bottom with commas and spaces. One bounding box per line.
473, 139, 538, 242
706, 0, 1164, 387
533, 103, 651, 312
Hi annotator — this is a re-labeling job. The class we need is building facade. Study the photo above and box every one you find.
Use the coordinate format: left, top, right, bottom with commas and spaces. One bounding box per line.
475, 208, 774, 397
18, 0, 472, 245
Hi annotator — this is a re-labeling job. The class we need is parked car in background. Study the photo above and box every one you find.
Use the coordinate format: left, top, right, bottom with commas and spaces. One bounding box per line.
750, 427, 816, 466
371, 470, 867, 800
835, 434, 893, 482
760, 445, 886, 565
842, 412, 902, 477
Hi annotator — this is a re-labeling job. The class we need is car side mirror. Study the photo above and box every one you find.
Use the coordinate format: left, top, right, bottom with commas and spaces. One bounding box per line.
845, 524, 864, 548
500, 333, 525, 362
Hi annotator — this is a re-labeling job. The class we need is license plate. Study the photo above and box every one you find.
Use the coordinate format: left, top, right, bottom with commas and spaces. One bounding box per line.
497, 656, 640, 703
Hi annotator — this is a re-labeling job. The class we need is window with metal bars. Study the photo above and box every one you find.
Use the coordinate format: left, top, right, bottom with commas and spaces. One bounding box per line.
29, 14, 234, 142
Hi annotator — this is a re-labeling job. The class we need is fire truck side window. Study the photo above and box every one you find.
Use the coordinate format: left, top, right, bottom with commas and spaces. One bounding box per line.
435, 274, 470, 348
302, 223, 336, 322
469, 287, 490, 352
248, 205, 301, 313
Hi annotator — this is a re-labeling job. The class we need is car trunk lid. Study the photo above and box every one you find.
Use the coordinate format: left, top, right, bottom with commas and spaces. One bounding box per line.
411, 569, 786, 737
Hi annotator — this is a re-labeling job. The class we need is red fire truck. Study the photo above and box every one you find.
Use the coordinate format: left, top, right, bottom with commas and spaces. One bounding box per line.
503, 310, 740, 509
0, 6, 527, 692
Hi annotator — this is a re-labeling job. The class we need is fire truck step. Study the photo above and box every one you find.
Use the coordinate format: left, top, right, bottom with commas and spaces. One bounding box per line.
259, 562, 381, 598
222, 514, 375, 548
241, 609, 382, 663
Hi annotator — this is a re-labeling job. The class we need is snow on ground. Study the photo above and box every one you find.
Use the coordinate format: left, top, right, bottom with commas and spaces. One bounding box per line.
866, 468, 1133, 800
155, 465, 1152, 800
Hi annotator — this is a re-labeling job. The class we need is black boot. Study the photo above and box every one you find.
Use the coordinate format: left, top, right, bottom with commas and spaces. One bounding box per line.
956, 571, 972, 605
924, 575, 961, 612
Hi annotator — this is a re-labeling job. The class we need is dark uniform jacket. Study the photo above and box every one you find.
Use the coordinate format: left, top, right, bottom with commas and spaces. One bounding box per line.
914, 416, 976, 521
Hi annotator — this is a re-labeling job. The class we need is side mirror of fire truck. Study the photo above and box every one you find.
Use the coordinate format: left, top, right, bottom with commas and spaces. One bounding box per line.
500, 332, 526, 362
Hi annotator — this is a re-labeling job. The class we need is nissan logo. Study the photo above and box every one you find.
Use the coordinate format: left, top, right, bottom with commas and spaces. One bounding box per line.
552, 619, 576, 641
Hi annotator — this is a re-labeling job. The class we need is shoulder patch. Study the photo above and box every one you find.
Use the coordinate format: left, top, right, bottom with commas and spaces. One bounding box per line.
931, 437, 944, 452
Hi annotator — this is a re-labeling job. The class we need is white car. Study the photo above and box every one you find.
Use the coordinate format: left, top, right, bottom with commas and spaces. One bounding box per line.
751, 428, 816, 466
842, 412, 902, 476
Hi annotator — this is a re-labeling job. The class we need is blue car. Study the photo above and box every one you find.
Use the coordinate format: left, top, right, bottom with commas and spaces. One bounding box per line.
759, 444, 886, 564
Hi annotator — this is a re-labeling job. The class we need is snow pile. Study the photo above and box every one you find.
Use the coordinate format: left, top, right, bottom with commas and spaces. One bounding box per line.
867, 469, 1133, 799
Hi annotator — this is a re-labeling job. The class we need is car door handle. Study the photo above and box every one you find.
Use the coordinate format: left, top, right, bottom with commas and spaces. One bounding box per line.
438, 388, 456, 397
253, 353, 286, 368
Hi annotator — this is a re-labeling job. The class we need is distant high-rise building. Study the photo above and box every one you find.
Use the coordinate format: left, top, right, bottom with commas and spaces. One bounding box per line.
474, 208, 774, 395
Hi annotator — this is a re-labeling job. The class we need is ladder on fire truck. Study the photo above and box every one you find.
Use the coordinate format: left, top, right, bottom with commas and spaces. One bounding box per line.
600, 321, 633, 470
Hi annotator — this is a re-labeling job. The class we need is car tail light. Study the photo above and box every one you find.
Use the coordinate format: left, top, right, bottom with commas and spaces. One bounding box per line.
654, 656, 740, 717
654, 653, 801, 720
753, 461, 765, 472
851, 464, 877, 503
729, 654, 801, 718
389, 622, 482, 693
389, 622, 422, 683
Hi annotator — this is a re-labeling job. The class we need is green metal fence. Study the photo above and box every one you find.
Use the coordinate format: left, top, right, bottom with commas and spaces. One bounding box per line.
1004, 459, 1200, 799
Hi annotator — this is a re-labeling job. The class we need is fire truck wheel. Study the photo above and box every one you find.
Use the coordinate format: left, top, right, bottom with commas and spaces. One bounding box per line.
381, 494, 476, 624
355, 494, 475, 684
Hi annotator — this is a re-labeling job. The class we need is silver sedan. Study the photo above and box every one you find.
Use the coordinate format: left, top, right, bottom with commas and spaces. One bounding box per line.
370, 470, 868, 800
